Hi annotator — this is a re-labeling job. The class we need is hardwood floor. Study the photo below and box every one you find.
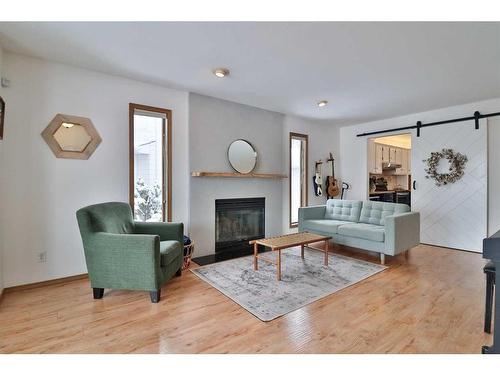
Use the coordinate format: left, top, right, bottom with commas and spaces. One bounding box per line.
0, 244, 493, 353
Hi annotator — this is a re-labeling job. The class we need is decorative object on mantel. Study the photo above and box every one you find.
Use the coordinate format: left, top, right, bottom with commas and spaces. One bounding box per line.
192, 171, 286, 179
424, 148, 468, 186
42, 113, 102, 159
227, 139, 257, 174
313, 160, 323, 196
0, 95, 5, 140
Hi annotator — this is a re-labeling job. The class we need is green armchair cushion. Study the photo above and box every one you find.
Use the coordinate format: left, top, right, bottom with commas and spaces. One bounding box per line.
160, 241, 182, 267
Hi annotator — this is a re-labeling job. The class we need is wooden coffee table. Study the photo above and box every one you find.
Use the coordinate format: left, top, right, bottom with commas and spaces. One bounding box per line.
249, 232, 332, 281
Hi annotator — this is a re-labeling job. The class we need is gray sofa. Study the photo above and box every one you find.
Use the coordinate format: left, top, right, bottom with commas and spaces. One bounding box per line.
298, 199, 420, 264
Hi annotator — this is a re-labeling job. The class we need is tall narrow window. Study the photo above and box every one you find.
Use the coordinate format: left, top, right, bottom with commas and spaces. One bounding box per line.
289, 132, 308, 227
129, 103, 172, 222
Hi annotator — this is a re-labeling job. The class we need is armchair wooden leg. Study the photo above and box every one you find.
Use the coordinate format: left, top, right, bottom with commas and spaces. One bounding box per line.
93, 288, 104, 299
176, 267, 182, 277
150, 290, 161, 303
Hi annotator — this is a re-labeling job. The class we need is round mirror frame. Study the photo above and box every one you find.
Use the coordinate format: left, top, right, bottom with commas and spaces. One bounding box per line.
227, 139, 257, 174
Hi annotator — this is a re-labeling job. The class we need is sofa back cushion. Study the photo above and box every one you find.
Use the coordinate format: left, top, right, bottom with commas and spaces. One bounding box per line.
359, 201, 410, 226
324, 199, 362, 222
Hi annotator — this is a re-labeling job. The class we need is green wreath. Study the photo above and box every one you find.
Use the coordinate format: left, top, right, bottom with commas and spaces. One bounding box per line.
424, 148, 468, 187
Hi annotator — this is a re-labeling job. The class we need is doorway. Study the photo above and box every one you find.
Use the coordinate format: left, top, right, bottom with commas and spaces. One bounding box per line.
367, 133, 412, 206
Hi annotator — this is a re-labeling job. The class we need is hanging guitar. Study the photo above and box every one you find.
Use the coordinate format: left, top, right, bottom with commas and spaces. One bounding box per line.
326, 153, 340, 199
313, 160, 323, 196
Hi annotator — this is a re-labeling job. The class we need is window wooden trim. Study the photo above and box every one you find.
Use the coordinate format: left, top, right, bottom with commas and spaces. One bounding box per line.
129, 103, 172, 222
289, 132, 308, 228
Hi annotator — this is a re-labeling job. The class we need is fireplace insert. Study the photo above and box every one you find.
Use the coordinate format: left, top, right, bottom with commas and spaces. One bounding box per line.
215, 197, 265, 256
192, 197, 265, 266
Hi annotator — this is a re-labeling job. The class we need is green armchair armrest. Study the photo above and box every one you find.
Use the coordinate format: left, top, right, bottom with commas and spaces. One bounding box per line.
86, 232, 161, 290
134, 221, 184, 244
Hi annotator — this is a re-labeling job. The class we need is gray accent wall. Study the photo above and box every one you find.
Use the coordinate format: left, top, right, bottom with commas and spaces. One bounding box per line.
189, 94, 285, 257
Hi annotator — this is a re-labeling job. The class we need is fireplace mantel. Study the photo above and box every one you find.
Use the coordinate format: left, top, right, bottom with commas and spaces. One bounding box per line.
191, 171, 287, 179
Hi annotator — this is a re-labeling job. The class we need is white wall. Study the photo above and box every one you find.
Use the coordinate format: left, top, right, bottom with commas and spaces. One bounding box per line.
282, 115, 340, 234
339, 97, 500, 236
0, 53, 190, 287
189, 93, 285, 257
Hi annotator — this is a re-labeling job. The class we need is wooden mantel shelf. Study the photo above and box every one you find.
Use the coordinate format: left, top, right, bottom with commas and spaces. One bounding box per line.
191, 171, 287, 179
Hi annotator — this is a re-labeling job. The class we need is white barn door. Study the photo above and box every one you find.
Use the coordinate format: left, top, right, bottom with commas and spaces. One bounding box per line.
411, 119, 487, 252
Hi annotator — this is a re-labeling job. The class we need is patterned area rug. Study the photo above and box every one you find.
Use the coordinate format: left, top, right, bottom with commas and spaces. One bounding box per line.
191, 248, 387, 321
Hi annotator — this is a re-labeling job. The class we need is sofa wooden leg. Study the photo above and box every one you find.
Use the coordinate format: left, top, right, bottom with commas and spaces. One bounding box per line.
404, 250, 410, 260
176, 267, 182, 277
150, 290, 161, 303
93, 288, 104, 299
380, 253, 385, 265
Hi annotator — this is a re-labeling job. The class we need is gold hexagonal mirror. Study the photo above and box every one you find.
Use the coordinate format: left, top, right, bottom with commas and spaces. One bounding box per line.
42, 114, 101, 159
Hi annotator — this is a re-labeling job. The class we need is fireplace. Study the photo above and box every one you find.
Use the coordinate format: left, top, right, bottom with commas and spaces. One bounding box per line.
215, 197, 265, 258
191, 197, 266, 266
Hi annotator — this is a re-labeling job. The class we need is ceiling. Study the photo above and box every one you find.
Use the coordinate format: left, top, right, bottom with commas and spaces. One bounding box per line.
0, 22, 499, 124
373, 134, 412, 149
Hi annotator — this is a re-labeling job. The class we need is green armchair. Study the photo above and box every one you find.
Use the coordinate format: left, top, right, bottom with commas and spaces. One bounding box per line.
76, 202, 184, 303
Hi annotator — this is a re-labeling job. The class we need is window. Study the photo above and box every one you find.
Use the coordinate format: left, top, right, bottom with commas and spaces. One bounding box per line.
289, 132, 308, 227
129, 103, 172, 222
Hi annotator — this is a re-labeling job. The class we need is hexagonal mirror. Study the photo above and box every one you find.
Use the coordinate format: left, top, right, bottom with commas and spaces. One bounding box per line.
42, 114, 101, 159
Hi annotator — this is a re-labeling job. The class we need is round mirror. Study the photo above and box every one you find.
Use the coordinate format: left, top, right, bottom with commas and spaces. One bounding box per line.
227, 139, 257, 174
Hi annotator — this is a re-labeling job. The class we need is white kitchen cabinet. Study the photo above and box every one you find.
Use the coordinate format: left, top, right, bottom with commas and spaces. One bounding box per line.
374, 143, 383, 173
381, 145, 390, 163
395, 148, 403, 165
396, 149, 407, 175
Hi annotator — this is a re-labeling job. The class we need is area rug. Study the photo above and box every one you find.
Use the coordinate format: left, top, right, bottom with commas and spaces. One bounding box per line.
191, 248, 387, 321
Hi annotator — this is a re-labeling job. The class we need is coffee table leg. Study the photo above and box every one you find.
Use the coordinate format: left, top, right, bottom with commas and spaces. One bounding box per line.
301, 244, 304, 259
277, 249, 281, 281
324, 239, 329, 266
253, 243, 258, 271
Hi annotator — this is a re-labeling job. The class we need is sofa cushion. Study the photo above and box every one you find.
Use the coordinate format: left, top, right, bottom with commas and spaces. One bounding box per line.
359, 201, 410, 226
160, 240, 182, 267
301, 219, 352, 234
324, 199, 362, 222
338, 223, 385, 242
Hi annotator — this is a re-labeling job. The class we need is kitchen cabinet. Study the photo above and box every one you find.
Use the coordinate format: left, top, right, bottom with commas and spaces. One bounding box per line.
381, 145, 390, 163
395, 148, 407, 175
368, 140, 383, 174
369, 142, 411, 177
374, 144, 383, 173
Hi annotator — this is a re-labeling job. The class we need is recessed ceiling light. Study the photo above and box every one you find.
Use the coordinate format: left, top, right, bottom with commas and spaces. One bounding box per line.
317, 100, 328, 107
213, 68, 230, 78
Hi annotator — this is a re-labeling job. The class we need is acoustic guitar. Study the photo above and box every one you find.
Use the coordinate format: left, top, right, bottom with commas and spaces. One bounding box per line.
326, 153, 340, 198
313, 161, 323, 196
